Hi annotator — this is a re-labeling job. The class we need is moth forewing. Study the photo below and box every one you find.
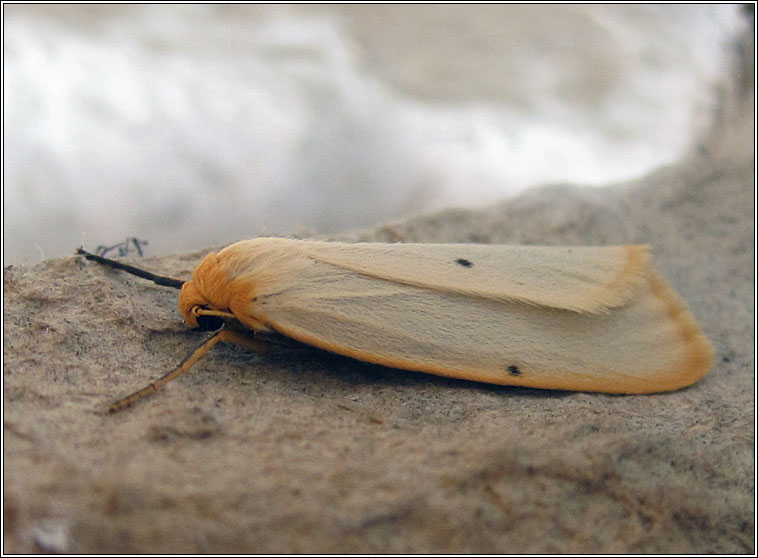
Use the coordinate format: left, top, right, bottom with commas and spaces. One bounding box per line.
219, 238, 651, 314
235, 250, 713, 393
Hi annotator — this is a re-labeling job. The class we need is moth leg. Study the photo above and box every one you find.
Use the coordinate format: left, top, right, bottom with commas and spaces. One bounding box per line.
191, 307, 271, 334
108, 329, 270, 413
215, 328, 273, 354
192, 307, 236, 321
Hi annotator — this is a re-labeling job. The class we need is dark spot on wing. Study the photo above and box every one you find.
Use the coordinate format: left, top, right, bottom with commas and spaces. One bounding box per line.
455, 258, 473, 268
507, 365, 522, 376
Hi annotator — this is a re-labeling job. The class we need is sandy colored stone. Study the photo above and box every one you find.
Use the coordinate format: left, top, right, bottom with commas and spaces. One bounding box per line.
3, 28, 753, 554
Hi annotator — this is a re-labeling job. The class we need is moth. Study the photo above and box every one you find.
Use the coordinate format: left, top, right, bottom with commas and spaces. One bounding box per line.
77, 238, 714, 411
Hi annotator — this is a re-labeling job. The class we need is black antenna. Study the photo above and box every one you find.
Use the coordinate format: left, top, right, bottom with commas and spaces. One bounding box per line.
76, 248, 185, 290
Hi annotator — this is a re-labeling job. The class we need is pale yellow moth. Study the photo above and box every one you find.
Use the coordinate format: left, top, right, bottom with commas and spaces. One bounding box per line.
77, 238, 714, 412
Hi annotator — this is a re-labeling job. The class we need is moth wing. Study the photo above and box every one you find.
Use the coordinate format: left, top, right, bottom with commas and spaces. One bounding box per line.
294, 240, 650, 314
244, 256, 713, 394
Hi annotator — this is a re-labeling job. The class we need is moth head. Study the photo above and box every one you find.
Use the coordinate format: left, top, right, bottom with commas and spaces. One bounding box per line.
178, 252, 234, 330
178, 281, 212, 329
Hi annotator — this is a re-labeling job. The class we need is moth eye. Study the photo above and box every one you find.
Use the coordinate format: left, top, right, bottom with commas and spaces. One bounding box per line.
196, 314, 224, 331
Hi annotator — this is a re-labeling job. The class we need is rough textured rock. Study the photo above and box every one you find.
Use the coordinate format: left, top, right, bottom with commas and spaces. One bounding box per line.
3, 26, 753, 554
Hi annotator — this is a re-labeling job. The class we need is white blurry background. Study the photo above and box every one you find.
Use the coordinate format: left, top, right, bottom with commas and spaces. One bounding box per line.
3, 4, 747, 263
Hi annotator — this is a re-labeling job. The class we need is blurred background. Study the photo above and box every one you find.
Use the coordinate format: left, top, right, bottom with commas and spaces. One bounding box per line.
3, 4, 747, 263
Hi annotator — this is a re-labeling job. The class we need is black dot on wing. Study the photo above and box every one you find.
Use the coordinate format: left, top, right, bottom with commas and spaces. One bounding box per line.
507, 365, 522, 376
455, 258, 473, 268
